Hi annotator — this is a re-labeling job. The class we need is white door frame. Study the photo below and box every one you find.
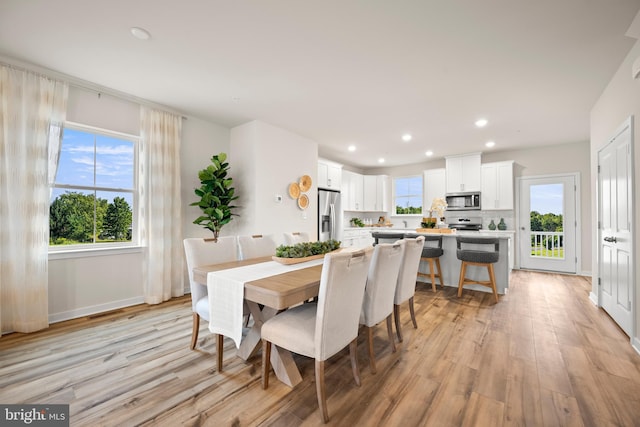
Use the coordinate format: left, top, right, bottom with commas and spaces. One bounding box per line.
596, 116, 635, 340
515, 172, 581, 274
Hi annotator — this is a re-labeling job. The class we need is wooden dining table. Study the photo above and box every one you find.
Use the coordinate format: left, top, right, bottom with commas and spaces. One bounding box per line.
192, 256, 324, 387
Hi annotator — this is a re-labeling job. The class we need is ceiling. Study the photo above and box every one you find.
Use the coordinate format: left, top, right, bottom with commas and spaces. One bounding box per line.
1, 1, 639, 168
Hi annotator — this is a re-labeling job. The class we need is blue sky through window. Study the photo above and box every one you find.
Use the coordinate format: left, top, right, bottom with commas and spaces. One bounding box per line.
530, 184, 563, 215
52, 128, 134, 207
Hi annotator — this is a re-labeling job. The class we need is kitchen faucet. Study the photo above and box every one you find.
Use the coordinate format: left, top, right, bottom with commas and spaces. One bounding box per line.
402, 220, 408, 228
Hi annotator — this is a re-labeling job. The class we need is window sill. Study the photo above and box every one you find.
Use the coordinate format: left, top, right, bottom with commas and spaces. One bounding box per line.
49, 245, 144, 260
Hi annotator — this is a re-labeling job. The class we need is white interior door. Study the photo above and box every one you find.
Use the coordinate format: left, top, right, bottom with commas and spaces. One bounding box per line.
598, 117, 634, 336
518, 175, 577, 273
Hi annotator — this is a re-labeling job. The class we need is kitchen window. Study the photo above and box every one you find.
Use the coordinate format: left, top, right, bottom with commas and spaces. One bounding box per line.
393, 175, 423, 215
49, 123, 138, 248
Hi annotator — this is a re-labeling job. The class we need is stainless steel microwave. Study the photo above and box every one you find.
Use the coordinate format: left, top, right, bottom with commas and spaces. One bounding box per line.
445, 192, 481, 211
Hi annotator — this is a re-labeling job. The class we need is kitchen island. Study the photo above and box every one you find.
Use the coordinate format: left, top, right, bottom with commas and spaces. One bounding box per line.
371, 229, 514, 295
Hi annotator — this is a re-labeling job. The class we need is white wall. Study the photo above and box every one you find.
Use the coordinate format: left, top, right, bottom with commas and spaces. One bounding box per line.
590, 38, 640, 349
48, 86, 231, 322
229, 120, 317, 244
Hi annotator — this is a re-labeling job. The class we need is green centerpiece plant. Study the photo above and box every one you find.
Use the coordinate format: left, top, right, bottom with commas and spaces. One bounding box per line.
191, 153, 238, 242
275, 239, 341, 258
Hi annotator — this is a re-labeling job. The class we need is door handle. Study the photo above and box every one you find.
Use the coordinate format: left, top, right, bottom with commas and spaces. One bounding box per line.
604, 236, 617, 243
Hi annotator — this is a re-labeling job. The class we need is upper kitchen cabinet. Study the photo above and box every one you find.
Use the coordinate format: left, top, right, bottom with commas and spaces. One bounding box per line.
317, 158, 342, 190
342, 170, 363, 211
423, 168, 446, 211
445, 153, 481, 193
481, 161, 514, 210
363, 175, 388, 212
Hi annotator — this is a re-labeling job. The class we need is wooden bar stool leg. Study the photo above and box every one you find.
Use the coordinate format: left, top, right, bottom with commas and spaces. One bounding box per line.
488, 263, 499, 303
457, 261, 467, 297
428, 259, 436, 292
435, 258, 443, 288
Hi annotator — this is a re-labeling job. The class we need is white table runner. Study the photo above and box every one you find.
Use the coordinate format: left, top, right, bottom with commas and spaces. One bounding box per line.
207, 258, 325, 348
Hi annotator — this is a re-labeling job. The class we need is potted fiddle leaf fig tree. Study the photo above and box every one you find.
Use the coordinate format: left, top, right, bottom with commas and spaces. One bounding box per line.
191, 153, 238, 241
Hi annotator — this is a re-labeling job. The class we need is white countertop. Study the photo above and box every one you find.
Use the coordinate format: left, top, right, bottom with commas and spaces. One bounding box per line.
355, 228, 515, 238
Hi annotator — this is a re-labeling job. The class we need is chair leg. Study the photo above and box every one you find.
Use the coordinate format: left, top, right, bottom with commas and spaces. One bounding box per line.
190, 313, 200, 350
349, 338, 361, 386
428, 259, 437, 292
315, 360, 329, 423
216, 334, 224, 372
394, 304, 403, 342
262, 340, 271, 389
435, 258, 443, 288
366, 326, 376, 374
386, 315, 396, 353
488, 264, 499, 303
409, 296, 417, 329
457, 261, 467, 297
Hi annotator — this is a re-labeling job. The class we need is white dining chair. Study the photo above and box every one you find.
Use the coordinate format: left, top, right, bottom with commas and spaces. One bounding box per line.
183, 237, 237, 354
237, 234, 278, 259
283, 231, 311, 245
183, 236, 250, 371
393, 235, 425, 343
261, 248, 373, 423
360, 241, 404, 374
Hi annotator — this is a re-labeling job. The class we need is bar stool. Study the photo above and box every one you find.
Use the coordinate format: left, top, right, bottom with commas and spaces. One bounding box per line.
417, 235, 444, 292
456, 237, 500, 303
371, 232, 406, 246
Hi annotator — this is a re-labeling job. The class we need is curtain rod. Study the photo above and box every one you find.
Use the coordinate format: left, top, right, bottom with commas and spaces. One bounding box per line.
1, 56, 188, 120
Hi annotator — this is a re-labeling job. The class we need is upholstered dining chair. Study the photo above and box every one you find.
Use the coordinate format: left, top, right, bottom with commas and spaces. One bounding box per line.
237, 234, 278, 259
183, 237, 238, 367
360, 241, 404, 374
261, 248, 374, 423
393, 235, 425, 343
283, 231, 311, 245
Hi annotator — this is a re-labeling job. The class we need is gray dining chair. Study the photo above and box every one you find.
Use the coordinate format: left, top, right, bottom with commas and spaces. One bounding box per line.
261, 248, 373, 423
393, 235, 425, 342
360, 241, 404, 374
283, 231, 311, 245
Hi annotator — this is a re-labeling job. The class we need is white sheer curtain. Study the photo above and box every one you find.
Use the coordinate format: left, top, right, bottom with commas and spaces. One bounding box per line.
0, 65, 68, 334
140, 107, 184, 304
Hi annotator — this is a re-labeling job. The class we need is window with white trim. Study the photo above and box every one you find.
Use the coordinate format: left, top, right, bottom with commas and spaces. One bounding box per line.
49, 123, 138, 247
393, 175, 423, 215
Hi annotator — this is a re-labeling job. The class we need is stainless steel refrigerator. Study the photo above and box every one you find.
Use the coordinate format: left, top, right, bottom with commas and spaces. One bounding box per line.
318, 189, 342, 241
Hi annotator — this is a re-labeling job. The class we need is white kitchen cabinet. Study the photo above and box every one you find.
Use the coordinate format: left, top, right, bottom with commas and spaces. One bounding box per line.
317, 158, 342, 190
481, 161, 514, 210
423, 168, 446, 213
342, 170, 363, 211
445, 153, 481, 193
363, 175, 388, 211
342, 228, 373, 248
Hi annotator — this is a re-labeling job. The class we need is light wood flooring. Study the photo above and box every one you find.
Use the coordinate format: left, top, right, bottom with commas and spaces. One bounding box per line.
1, 270, 640, 426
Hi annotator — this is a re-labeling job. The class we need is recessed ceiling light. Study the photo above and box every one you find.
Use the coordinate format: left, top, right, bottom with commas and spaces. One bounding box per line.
485, 141, 496, 148
425, 150, 433, 156
130, 27, 151, 40
348, 145, 356, 152
378, 158, 385, 163
475, 118, 488, 128
402, 134, 412, 142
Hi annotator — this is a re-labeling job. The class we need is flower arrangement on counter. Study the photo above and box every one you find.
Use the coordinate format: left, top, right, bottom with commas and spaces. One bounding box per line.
430, 197, 448, 220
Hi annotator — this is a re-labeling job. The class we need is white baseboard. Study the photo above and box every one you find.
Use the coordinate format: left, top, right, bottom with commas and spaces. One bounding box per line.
588, 292, 599, 306
633, 337, 640, 356
48, 296, 145, 324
